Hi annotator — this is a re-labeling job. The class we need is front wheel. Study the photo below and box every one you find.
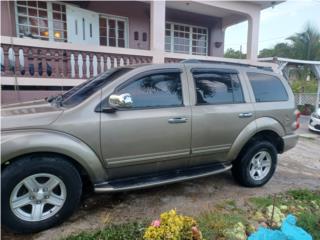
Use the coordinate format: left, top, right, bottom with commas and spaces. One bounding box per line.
232, 141, 277, 187
1, 155, 82, 233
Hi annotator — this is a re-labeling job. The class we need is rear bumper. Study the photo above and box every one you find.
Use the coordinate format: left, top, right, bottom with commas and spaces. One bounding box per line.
282, 134, 299, 152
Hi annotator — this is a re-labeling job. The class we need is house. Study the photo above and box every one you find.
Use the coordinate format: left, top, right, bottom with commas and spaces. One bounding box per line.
0, 1, 279, 104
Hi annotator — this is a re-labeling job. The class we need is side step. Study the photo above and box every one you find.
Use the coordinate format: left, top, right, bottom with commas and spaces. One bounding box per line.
94, 163, 232, 193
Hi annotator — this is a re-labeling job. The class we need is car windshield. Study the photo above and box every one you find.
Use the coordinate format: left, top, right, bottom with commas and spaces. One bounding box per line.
55, 67, 133, 107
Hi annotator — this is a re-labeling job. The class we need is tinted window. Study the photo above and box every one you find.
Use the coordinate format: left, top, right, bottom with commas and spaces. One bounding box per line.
247, 72, 288, 102
61, 68, 133, 107
193, 71, 244, 105
117, 72, 183, 108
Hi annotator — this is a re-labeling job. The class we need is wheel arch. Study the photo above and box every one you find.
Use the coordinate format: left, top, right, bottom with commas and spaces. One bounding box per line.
1, 130, 107, 184
227, 117, 285, 161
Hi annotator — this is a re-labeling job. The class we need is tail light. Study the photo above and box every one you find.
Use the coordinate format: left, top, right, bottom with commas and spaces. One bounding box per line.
295, 110, 301, 129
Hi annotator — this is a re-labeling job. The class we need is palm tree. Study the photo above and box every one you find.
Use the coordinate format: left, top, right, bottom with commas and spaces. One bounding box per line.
287, 23, 320, 60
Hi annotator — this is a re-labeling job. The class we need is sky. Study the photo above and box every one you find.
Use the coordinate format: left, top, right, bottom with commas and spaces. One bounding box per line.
224, 0, 320, 53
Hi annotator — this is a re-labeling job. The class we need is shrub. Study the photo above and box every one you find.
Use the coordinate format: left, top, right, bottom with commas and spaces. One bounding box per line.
143, 209, 202, 240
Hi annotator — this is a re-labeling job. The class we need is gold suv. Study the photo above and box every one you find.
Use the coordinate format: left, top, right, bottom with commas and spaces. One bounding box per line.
1, 63, 299, 233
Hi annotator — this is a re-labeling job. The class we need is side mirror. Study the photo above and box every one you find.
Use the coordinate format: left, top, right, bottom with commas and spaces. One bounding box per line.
108, 93, 133, 109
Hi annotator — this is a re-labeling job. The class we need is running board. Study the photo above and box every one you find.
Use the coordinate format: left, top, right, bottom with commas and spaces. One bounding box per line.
94, 163, 232, 193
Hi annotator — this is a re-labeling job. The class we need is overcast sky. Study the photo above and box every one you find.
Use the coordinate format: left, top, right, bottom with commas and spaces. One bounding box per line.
224, 0, 320, 53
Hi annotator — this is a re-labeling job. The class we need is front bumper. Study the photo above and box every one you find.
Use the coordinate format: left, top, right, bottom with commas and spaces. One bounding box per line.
282, 134, 299, 152
308, 116, 320, 133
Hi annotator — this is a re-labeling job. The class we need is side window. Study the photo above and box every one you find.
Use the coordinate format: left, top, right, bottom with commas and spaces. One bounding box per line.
192, 71, 244, 105
247, 72, 288, 102
116, 72, 183, 108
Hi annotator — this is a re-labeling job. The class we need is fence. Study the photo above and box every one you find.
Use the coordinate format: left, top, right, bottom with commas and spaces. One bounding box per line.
294, 93, 319, 107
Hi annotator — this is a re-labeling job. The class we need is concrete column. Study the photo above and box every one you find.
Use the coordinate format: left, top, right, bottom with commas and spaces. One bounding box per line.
209, 21, 225, 57
247, 11, 260, 61
150, 0, 165, 63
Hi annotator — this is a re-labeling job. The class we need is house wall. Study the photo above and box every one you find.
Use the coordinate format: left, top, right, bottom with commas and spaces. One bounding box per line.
0, 1, 16, 37
85, 1, 150, 50
1, 1, 224, 57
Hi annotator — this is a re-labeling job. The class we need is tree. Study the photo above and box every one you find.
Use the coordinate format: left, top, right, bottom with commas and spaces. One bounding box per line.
287, 23, 320, 60
258, 22, 320, 60
259, 43, 293, 58
224, 48, 246, 59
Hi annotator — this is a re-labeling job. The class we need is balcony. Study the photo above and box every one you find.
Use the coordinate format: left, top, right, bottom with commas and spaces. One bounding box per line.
0, 1, 279, 104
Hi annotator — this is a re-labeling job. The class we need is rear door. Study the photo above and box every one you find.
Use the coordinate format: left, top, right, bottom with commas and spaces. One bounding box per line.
186, 65, 255, 166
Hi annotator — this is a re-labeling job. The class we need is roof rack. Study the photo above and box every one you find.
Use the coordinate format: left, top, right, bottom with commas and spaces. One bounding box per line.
180, 59, 201, 63
179, 59, 274, 72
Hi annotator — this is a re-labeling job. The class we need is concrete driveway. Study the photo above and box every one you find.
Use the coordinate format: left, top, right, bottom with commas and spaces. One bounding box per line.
2, 116, 320, 240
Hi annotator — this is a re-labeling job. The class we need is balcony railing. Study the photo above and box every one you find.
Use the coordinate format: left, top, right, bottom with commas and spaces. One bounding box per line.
1, 37, 153, 80
1, 37, 278, 82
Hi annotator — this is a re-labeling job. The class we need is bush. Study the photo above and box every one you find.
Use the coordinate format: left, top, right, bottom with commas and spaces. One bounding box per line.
143, 209, 202, 240
297, 104, 315, 115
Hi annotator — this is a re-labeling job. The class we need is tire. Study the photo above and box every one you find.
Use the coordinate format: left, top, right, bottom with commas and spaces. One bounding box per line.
232, 141, 277, 187
1, 155, 82, 233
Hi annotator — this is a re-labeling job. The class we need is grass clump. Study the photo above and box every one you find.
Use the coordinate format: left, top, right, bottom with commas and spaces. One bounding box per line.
197, 208, 248, 239
298, 211, 320, 240
64, 222, 146, 240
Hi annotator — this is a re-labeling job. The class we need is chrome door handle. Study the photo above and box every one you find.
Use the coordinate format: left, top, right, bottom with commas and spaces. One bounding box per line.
168, 117, 187, 124
238, 112, 253, 118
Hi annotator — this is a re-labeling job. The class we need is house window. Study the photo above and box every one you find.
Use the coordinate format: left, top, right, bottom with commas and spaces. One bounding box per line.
16, 1, 67, 42
99, 16, 127, 48
52, 3, 67, 42
165, 22, 208, 56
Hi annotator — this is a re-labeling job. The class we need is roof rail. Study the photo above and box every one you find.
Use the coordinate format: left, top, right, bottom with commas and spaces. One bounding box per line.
180, 59, 201, 63
180, 58, 273, 72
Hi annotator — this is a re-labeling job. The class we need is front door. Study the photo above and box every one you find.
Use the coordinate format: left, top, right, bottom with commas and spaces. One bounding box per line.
100, 68, 191, 179
66, 5, 99, 45
186, 66, 255, 166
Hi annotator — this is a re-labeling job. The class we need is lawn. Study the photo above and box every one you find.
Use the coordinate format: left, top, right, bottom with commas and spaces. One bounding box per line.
64, 189, 320, 240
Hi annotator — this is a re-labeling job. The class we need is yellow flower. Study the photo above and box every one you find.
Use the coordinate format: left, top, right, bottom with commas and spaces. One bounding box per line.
144, 209, 202, 240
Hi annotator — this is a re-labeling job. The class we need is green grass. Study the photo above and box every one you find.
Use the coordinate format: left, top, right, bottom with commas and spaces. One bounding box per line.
288, 189, 320, 202
63, 189, 320, 240
298, 211, 320, 240
64, 222, 146, 240
197, 210, 248, 239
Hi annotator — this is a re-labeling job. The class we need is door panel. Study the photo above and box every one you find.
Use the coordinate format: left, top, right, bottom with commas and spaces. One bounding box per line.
100, 107, 191, 179
187, 67, 255, 166
191, 103, 254, 165
66, 5, 99, 45
100, 70, 191, 179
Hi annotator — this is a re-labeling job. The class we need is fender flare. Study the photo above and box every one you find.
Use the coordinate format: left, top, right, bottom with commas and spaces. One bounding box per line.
1, 130, 107, 183
227, 117, 285, 161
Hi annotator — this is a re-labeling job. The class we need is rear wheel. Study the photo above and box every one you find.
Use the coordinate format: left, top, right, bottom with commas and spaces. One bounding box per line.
1, 155, 82, 233
232, 141, 277, 187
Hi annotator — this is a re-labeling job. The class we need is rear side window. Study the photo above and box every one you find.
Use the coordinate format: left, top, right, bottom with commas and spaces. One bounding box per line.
247, 72, 288, 102
192, 71, 244, 105
117, 72, 183, 108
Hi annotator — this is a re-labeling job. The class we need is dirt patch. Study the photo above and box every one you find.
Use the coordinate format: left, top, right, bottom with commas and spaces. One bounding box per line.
2, 137, 320, 240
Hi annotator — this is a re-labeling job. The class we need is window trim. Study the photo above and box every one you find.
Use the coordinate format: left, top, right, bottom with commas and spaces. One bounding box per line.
99, 13, 129, 48
165, 21, 208, 56
98, 68, 185, 111
191, 69, 245, 106
247, 72, 289, 103
15, 1, 67, 42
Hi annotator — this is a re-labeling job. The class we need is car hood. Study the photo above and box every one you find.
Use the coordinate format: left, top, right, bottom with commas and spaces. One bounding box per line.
1, 99, 64, 130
